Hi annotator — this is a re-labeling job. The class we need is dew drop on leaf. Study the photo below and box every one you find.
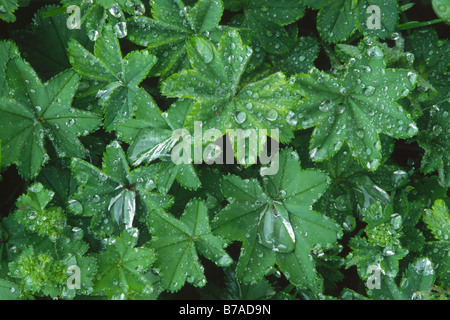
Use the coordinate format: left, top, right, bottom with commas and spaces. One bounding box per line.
266, 109, 278, 121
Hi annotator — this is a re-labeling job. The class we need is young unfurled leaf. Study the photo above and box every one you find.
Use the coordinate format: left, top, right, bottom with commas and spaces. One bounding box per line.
213, 148, 341, 290
147, 199, 232, 291
8, 232, 97, 299
13, 183, 66, 241
162, 30, 301, 143
93, 228, 156, 299
68, 25, 157, 130
292, 45, 418, 170
116, 98, 201, 193
127, 0, 224, 78
0, 57, 101, 179
69, 141, 173, 236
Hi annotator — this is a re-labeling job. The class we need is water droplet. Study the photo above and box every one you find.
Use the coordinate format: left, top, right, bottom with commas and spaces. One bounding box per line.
285, 111, 297, 126
109, 4, 122, 18
266, 109, 278, 121
88, 29, 99, 41
235, 111, 246, 124
407, 71, 417, 86
299, 55, 305, 62
113, 22, 127, 38
363, 86, 375, 96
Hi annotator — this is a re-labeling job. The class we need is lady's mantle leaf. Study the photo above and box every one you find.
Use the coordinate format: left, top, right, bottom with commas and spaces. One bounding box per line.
162, 30, 301, 143
213, 148, 341, 290
292, 46, 418, 170
127, 0, 224, 78
68, 25, 157, 130
148, 199, 232, 292
69, 141, 173, 236
93, 228, 156, 299
0, 57, 101, 179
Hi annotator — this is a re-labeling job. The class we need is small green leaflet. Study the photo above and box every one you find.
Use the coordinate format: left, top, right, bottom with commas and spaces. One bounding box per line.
229, 0, 305, 54
303, 0, 399, 43
69, 141, 173, 236
213, 148, 341, 290
162, 30, 301, 143
13, 182, 66, 241
148, 199, 232, 292
292, 45, 418, 170
93, 228, 156, 299
68, 25, 157, 130
0, 56, 101, 179
127, 0, 224, 78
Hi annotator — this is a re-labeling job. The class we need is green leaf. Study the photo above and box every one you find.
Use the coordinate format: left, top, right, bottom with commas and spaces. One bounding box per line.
236, 0, 305, 54
187, 0, 224, 33
292, 45, 418, 169
162, 30, 300, 143
0, 57, 101, 179
0, 0, 18, 22
93, 228, 156, 299
68, 25, 157, 130
432, 0, 450, 22
213, 148, 341, 290
127, 0, 224, 78
116, 98, 201, 193
148, 199, 232, 292
69, 140, 173, 236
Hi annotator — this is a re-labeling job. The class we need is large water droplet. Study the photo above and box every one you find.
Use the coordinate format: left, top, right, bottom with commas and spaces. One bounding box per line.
257, 204, 295, 254
235, 111, 246, 124
114, 22, 127, 38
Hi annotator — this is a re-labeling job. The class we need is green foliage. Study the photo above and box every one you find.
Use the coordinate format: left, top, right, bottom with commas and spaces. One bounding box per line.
0, 0, 449, 301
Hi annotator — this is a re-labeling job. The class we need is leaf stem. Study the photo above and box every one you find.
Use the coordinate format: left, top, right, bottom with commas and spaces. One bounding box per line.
397, 18, 450, 30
